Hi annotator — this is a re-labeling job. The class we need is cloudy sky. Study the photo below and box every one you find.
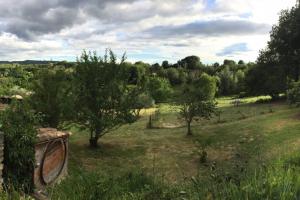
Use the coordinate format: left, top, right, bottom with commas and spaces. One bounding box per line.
0, 0, 297, 64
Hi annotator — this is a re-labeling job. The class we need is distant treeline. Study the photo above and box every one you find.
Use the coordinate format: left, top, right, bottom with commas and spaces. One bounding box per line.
0, 60, 76, 65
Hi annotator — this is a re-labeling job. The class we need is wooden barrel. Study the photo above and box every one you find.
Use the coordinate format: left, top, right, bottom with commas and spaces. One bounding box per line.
40, 138, 67, 185
34, 128, 69, 190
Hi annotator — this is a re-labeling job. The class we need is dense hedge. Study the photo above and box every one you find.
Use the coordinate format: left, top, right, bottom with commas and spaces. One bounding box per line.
0, 101, 37, 192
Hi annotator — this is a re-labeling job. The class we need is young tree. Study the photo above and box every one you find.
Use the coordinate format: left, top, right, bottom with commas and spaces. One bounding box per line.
29, 69, 73, 128
178, 73, 217, 136
73, 50, 137, 147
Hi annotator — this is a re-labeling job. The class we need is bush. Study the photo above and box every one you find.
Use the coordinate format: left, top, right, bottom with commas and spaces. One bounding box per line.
147, 77, 173, 103
0, 101, 38, 192
29, 69, 73, 128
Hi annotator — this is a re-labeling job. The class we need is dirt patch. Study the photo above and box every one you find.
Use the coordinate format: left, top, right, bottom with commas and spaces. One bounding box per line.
161, 123, 183, 129
207, 145, 236, 162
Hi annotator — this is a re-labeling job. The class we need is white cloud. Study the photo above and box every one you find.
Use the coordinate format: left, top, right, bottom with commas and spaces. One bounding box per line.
0, 0, 297, 63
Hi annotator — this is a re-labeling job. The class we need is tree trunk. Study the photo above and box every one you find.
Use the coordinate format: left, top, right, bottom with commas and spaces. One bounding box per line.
187, 121, 192, 136
89, 137, 99, 148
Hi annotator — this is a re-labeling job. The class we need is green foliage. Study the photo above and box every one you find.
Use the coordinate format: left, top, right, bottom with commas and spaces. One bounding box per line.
287, 81, 300, 105
199, 165, 300, 200
29, 69, 73, 128
217, 66, 236, 95
178, 73, 217, 135
6, 67, 33, 88
50, 169, 178, 200
165, 68, 186, 86
147, 77, 173, 103
0, 102, 38, 192
127, 63, 148, 85
133, 92, 155, 118
245, 56, 286, 99
73, 50, 137, 147
268, 5, 300, 81
0, 77, 14, 96
248, 3, 300, 98
178, 55, 203, 70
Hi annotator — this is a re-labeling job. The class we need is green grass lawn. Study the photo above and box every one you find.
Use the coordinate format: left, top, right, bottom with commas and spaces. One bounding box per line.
49, 96, 300, 199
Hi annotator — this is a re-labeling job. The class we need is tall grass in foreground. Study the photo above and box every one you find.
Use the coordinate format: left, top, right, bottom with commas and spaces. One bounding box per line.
48, 168, 179, 200
49, 159, 300, 200
0, 185, 33, 200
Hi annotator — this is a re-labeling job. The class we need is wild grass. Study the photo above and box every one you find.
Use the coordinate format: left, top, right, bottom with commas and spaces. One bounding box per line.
49, 96, 300, 199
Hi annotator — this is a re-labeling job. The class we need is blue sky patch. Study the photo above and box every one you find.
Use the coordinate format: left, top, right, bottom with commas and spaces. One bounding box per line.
217, 43, 250, 56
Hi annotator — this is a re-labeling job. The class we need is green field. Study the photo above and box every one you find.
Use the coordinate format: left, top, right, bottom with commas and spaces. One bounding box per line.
47, 96, 300, 199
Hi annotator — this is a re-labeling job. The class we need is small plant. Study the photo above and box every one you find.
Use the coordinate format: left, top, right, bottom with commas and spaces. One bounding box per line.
196, 138, 213, 164
199, 149, 208, 163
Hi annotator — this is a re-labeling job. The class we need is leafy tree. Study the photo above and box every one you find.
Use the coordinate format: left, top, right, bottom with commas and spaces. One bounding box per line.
268, 5, 300, 81
238, 60, 245, 65
147, 77, 173, 103
213, 62, 220, 68
223, 59, 236, 66
73, 50, 137, 147
165, 68, 181, 85
29, 69, 73, 128
162, 60, 169, 69
151, 63, 161, 72
127, 63, 147, 85
178, 73, 217, 136
217, 66, 236, 95
245, 50, 286, 99
235, 70, 246, 94
178, 56, 203, 70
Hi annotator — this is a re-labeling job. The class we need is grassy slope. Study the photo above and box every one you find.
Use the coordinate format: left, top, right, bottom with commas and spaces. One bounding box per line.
50, 96, 300, 199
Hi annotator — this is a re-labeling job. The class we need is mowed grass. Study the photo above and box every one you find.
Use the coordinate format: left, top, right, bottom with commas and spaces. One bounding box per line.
63, 96, 300, 184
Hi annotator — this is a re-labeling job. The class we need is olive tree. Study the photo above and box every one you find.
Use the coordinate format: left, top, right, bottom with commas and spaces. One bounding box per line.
73, 50, 137, 147
178, 73, 217, 136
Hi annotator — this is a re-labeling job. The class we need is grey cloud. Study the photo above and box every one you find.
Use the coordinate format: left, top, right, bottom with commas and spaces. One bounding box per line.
0, 0, 137, 40
163, 43, 190, 47
143, 19, 271, 39
0, 0, 196, 40
5, 7, 80, 40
